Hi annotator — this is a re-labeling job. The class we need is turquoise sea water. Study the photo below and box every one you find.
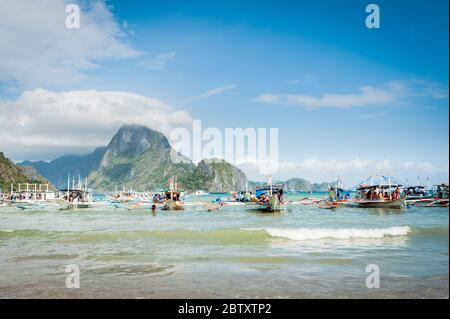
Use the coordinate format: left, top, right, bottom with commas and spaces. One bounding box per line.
0, 193, 448, 298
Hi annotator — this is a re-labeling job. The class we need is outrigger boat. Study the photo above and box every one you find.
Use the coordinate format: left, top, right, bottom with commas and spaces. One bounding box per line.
255, 181, 285, 212
403, 177, 434, 206
423, 184, 449, 207
1, 183, 58, 209
55, 175, 92, 210
405, 185, 430, 200
162, 177, 184, 211
404, 183, 448, 207
326, 178, 354, 207
355, 175, 406, 209
4, 183, 55, 203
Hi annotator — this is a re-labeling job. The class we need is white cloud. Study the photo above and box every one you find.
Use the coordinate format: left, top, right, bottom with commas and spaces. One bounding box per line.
255, 79, 449, 110
240, 157, 447, 184
0, 0, 141, 88
138, 51, 176, 70
400, 161, 448, 173
254, 84, 401, 109
296, 157, 446, 175
0, 89, 192, 160
184, 84, 238, 101
299, 157, 372, 172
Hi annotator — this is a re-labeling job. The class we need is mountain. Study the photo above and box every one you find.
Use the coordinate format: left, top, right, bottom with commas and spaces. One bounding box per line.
195, 159, 247, 192
88, 124, 195, 191
248, 178, 331, 192
310, 182, 331, 192
88, 125, 248, 192
0, 152, 52, 192
283, 178, 312, 191
16, 124, 249, 192
18, 147, 106, 188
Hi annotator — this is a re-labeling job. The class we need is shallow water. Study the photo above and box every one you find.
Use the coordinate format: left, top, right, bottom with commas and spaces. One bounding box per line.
0, 194, 448, 298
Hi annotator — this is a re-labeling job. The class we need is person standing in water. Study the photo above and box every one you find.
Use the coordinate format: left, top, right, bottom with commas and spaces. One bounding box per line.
151, 204, 157, 216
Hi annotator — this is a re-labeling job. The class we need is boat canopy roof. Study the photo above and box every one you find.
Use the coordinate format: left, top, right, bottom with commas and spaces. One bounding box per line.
357, 184, 402, 190
58, 188, 88, 192
352, 175, 406, 191
256, 184, 284, 191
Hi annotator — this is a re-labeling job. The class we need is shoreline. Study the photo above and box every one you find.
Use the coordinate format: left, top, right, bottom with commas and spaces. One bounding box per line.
1, 275, 448, 299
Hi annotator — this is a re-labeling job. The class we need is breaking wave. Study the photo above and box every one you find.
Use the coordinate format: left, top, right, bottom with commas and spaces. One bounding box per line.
252, 226, 412, 241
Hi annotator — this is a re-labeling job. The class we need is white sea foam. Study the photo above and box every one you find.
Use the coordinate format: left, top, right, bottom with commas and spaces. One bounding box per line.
255, 226, 411, 241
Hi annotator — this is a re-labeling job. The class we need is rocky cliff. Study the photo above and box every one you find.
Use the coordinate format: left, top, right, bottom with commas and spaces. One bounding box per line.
0, 152, 53, 192
195, 159, 248, 192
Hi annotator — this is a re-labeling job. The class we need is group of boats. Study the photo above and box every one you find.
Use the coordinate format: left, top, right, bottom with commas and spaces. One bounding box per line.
318, 176, 449, 210
0, 178, 93, 210
0, 175, 448, 213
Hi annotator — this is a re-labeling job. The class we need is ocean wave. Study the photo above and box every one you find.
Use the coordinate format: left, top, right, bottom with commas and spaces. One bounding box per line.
0, 228, 53, 238
252, 226, 412, 241
1, 226, 447, 243
61, 228, 271, 244
410, 227, 449, 237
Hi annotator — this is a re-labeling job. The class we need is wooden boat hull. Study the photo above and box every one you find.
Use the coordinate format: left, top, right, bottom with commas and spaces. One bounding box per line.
258, 196, 284, 212
163, 199, 184, 211
405, 197, 448, 207
355, 197, 406, 209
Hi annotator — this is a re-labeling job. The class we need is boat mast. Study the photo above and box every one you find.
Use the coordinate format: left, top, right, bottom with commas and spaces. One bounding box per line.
268, 174, 273, 197
67, 173, 70, 199
388, 173, 392, 200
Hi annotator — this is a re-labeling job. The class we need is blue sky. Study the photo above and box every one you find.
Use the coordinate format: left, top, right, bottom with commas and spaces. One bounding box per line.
0, 0, 448, 184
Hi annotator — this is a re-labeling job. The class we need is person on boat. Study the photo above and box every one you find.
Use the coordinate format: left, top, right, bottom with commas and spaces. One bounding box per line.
259, 193, 269, 204
329, 187, 337, 202
393, 187, 401, 200
278, 189, 284, 203
374, 189, 380, 200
